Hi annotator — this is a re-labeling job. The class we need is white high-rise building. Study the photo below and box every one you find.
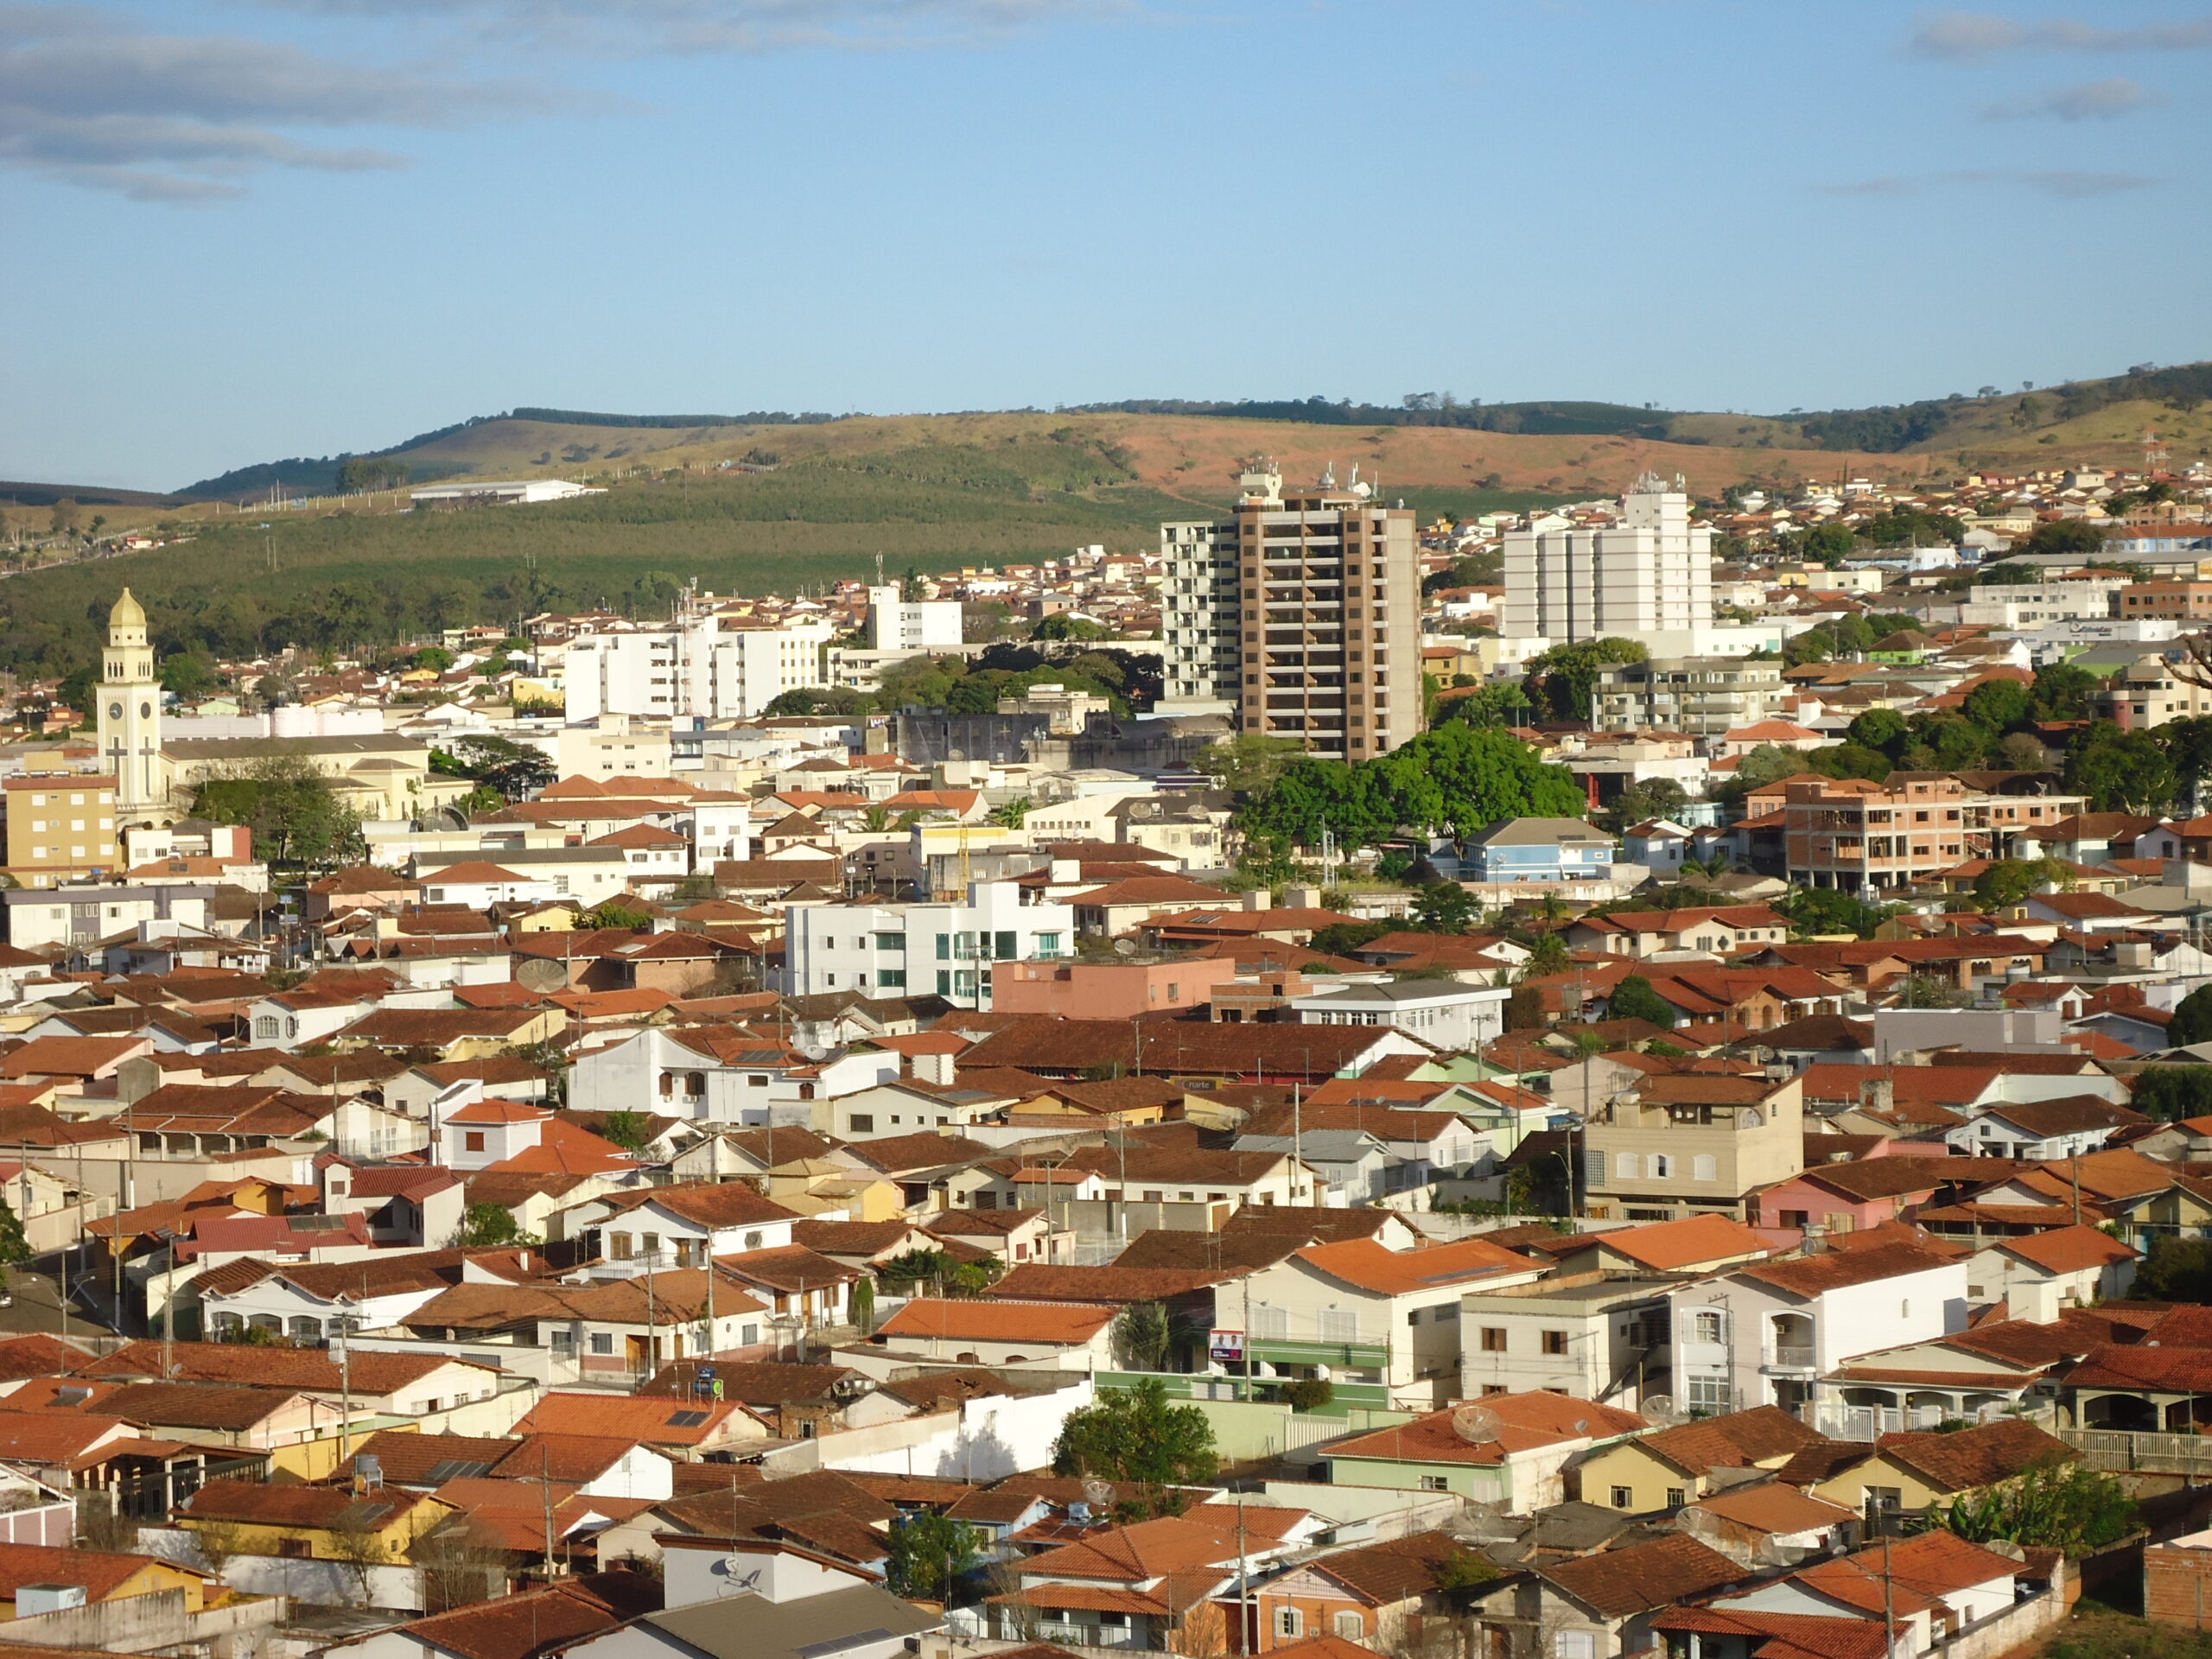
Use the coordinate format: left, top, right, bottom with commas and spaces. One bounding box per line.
865, 585, 964, 653
1503, 474, 1713, 643
564, 615, 835, 723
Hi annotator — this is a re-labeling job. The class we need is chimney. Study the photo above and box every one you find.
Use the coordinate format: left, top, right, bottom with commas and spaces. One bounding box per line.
912, 1050, 957, 1086
1243, 889, 1272, 912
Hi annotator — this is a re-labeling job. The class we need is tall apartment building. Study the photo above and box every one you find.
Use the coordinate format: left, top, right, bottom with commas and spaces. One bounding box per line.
1502, 474, 1713, 643
865, 585, 965, 652
3, 773, 121, 887
1159, 462, 1421, 757
1593, 657, 1788, 735
564, 614, 835, 723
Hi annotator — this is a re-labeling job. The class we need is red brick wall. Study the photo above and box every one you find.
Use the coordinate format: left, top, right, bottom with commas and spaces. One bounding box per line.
2145, 1547, 2212, 1627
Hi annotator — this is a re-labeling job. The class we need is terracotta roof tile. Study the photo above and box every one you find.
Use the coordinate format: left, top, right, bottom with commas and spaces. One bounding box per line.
1541, 1532, 1745, 1617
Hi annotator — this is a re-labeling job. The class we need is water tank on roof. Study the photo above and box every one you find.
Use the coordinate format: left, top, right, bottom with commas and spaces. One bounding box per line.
18, 1586, 86, 1617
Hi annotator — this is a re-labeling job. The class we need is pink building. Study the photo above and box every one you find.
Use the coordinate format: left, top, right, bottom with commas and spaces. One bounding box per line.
990, 957, 1243, 1019
1753, 1154, 1951, 1234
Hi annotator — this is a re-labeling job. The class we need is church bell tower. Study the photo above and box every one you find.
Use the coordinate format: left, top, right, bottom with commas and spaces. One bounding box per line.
98, 588, 162, 817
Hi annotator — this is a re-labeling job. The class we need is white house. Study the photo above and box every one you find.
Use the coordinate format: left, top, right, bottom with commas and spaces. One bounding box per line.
3, 884, 213, 951
1965, 1224, 2138, 1324
1288, 980, 1510, 1052
556, 1182, 803, 1268
1670, 1241, 1969, 1419
408, 859, 559, 907
438, 1100, 553, 1171
569, 1026, 898, 1128
779, 881, 1074, 1009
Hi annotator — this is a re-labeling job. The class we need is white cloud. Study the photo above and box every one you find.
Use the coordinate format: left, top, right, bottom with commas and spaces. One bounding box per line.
1981, 75, 2163, 119
1816, 168, 2158, 199
1910, 9, 2212, 59
0, 3, 574, 200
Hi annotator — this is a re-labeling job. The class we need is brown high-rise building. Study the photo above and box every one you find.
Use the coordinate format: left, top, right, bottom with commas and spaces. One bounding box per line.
1158, 461, 1421, 759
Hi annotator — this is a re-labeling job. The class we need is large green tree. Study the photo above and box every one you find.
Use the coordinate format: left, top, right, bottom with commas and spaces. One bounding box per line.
1605, 975, 1677, 1029
2028, 662, 2101, 721
884, 1513, 983, 1600
1243, 726, 1582, 849
2024, 519, 2107, 558
1052, 1376, 1217, 1486
2171, 987, 2212, 1048
1522, 638, 1647, 722
1938, 1458, 2137, 1555
2066, 721, 2179, 812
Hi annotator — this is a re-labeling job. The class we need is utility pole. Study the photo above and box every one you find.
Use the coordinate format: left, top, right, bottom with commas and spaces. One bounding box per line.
338, 1325, 353, 1465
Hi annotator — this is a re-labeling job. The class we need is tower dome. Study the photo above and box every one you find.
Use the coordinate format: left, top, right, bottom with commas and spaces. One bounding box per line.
110, 588, 146, 630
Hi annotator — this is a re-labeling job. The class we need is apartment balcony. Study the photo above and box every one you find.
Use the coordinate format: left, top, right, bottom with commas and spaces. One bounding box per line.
1762, 1346, 1817, 1376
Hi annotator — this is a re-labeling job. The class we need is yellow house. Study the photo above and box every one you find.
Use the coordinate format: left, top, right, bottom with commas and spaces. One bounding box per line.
0, 1544, 213, 1618
1574, 1405, 1827, 1514
763, 1160, 906, 1222
175, 1478, 454, 1563
1809, 1417, 2075, 1515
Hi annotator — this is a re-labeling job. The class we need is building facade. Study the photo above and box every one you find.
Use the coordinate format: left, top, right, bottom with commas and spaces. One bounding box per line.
1502, 476, 1713, 645
1580, 1074, 1805, 1224
864, 585, 964, 653
1593, 657, 1788, 736
3, 776, 122, 887
779, 880, 1076, 1008
1159, 461, 1421, 757
564, 615, 836, 722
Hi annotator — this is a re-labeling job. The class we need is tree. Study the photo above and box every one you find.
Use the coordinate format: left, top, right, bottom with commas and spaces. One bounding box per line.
1031, 613, 1112, 642
1961, 678, 2031, 734
1847, 709, 1908, 756
2171, 986, 2212, 1048
1519, 933, 1569, 978
1713, 743, 1812, 803
192, 757, 364, 868
579, 900, 654, 931
850, 1275, 875, 1335
601, 1110, 651, 1150
1504, 983, 1544, 1031
2133, 1067, 2212, 1123
190, 1517, 245, 1579
1777, 886, 1891, 940
1052, 1376, 1217, 1486
1804, 741, 1894, 783
988, 797, 1031, 829
410, 1523, 505, 1613
159, 652, 219, 699
2066, 722, 2179, 812
1522, 638, 1647, 722
1439, 681, 1534, 730
1899, 973, 1972, 1008
2163, 717, 2212, 804
1308, 919, 1394, 957
1605, 975, 1676, 1029
1605, 777, 1688, 830
327, 1503, 391, 1605
884, 1512, 983, 1601
412, 646, 456, 674
1938, 1458, 2138, 1555
453, 1202, 536, 1249
1114, 1301, 1171, 1371
1971, 858, 2066, 912
48, 499, 80, 537
442, 734, 555, 799
2029, 662, 2101, 721
2133, 1230, 2212, 1295
336, 457, 410, 493
1201, 734, 1308, 794
1410, 882, 1478, 935
2024, 519, 2107, 558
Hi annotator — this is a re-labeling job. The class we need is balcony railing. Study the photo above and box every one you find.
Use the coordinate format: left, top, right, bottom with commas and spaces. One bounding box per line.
1764, 1345, 1817, 1372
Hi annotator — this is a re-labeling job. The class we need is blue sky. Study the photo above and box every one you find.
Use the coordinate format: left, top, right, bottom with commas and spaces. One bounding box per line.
4, 0, 2209, 490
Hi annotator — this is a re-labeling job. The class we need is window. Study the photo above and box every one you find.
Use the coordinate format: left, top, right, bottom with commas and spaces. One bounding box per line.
1431, 1304, 1458, 1322
1692, 1154, 1717, 1183
1556, 1634, 1597, 1659
1616, 1152, 1637, 1180
1647, 1154, 1673, 1179
849, 1115, 874, 1133
1666, 1487, 1687, 1509
1407, 1308, 1421, 1326
254, 1016, 277, 1039
591, 1332, 613, 1355
1480, 1327, 1506, 1352
1541, 1330, 1567, 1356
1687, 1376, 1732, 1414
1692, 1311, 1724, 1344
1610, 1486, 1633, 1510
1336, 1613, 1365, 1639
611, 1233, 634, 1260
464, 1131, 486, 1153
1277, 1611, 1301, 1641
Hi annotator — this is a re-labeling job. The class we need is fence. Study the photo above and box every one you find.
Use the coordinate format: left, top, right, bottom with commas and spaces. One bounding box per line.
1815, 1402, 2029, 1442
1938, 1590, 2064, 1659
2062, 1427, 2212, 1476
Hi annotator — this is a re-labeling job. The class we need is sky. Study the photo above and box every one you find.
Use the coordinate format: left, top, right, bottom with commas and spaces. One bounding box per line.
3, 0, 2209, 491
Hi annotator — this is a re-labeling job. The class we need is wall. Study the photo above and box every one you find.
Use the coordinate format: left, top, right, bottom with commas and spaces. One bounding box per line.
813, 1379, 1093, 1482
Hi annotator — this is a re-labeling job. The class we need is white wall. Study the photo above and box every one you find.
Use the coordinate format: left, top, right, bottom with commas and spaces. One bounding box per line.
817, 1379, 1094, 1481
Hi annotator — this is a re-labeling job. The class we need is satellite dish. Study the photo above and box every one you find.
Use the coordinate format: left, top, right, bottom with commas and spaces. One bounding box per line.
1083, 1479, 1115, 1511
1452, 1403, 1504, 1445
716, 1560, 764, 1597
1640, 1393, 1685, 1427
516, 957, 568, 993
1751, 1535, 1795, 1567
1114, 938, 1138, 957
1677, 1507, 1723, 1540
